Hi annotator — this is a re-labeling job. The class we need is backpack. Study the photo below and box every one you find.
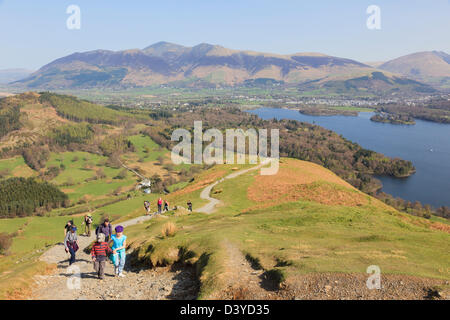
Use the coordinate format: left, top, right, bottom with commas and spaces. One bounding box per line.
86, 216, 93, 224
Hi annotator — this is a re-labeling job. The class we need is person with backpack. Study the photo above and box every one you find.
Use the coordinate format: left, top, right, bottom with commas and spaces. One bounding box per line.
64, 226, 79, 265
91, 233, 112, 280
187, 200, 193, 212
157, 197, 163, 215
110, 225, 127, 277
83, 214, 93, 237
164, 200, 169, 212
95, 218, 113, 242
144, 201, 151, 216
64, 220, 74, 236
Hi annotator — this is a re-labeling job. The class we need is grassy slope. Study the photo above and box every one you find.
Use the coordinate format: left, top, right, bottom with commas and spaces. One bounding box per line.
122, 158, 450, 298
1, 156, 449, 299
45, 151, 134, 202
127, 134, 166, 161
0, 156, 35, 178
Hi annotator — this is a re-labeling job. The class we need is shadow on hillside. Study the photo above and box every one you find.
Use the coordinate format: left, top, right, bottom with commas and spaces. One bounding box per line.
127, 249, 201, 300
259, 274, 281, 292
166, 263, 200, 300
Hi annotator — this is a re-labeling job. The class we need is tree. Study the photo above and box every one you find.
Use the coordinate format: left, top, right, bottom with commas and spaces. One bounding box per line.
0, 177, 68, 217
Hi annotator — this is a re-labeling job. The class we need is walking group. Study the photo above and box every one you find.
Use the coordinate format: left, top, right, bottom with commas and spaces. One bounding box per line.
62, 198, 193, 280
143, 198, 193, 216
63, 217, 128, 280
144, 197, 169, 215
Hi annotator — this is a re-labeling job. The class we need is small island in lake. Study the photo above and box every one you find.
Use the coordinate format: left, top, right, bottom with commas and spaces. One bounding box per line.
370, 112, 416, 125
297, 104, 366, 116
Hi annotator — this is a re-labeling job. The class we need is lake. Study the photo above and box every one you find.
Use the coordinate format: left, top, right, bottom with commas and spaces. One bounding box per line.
248, 108, 450, 208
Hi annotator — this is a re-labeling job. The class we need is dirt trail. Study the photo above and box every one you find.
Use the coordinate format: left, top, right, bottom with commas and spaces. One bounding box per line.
214, 240, 450, 300
197, 162, 268, 214
31, 214, 197, 300
212, 240, 283, 300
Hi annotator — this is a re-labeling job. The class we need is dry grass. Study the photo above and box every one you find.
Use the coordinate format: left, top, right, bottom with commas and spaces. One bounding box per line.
0, 233, 13, 255
247, 158, 368, 209
161, 222, 177, 238
398, 214, 450, 234
0, 258, 56, 300
430, 222, 450, 233
173, 206, 191, 217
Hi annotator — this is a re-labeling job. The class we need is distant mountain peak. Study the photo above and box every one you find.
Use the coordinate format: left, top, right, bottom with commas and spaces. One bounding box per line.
192, 43, 217, 49
13, 43, 441, 93
142, 41, 189, 58
144, 41, 187, 50
380, 51, 450, 81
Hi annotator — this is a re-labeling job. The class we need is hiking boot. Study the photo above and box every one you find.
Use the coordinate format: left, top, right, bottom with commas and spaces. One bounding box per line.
118, 273, 125, 278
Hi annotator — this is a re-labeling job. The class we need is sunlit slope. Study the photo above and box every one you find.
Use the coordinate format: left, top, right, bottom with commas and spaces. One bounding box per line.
124, 158, 450, 298
0, 92, 130, 149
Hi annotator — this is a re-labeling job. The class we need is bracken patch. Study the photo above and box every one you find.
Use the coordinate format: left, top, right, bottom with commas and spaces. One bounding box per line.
247, 159, 367, 209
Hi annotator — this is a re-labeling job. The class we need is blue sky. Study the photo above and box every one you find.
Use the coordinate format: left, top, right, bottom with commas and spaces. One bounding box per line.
0, 0, 449, 69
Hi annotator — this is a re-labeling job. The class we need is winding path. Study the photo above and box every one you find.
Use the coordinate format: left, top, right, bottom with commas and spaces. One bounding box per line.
31, 161, 272, 300
196, 162, 269, 214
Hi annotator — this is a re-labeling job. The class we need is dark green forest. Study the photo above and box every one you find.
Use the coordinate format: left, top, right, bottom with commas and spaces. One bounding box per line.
0, 106, 21, 138
39, 92, 131, 125
0, 177, 68, 217
50, 123, 94, 146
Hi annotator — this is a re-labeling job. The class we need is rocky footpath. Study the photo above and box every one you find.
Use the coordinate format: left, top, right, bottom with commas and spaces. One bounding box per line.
31, 214, 198, 300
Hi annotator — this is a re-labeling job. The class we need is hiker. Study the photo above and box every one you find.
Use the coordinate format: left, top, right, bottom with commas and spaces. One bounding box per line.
83, 214, 93, 236
110, 225, 127, 277
164, 200, 169, 212
64, 226, 79, 265
157, 197, 163, 214
96, 218, 113, 242
64, 220, 74, 236
144, 200, 151, 216
187, 200, 192, 212
91, 233, 112, 280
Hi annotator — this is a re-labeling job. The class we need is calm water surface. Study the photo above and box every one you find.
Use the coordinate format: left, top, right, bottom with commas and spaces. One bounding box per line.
248, 108, 450, 208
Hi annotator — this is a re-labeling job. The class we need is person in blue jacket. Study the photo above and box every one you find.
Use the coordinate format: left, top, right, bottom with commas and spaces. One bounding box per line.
110, 225, 127, 277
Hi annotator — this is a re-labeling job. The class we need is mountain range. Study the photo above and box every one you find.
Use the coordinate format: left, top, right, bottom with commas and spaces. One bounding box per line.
11, 42, 449, 94
379, 51, 450, 88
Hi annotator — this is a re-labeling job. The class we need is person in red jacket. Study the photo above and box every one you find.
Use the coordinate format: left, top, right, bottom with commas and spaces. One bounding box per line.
157, 197, 163, 214
91, 233, 112, 280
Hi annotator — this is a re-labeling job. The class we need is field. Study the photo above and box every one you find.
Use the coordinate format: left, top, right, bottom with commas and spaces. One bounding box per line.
0, 156, 35, 178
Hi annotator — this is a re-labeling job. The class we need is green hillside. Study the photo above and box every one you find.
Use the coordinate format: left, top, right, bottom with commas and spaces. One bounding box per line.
121, 159, 449, 299
0, 93, 448, 300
